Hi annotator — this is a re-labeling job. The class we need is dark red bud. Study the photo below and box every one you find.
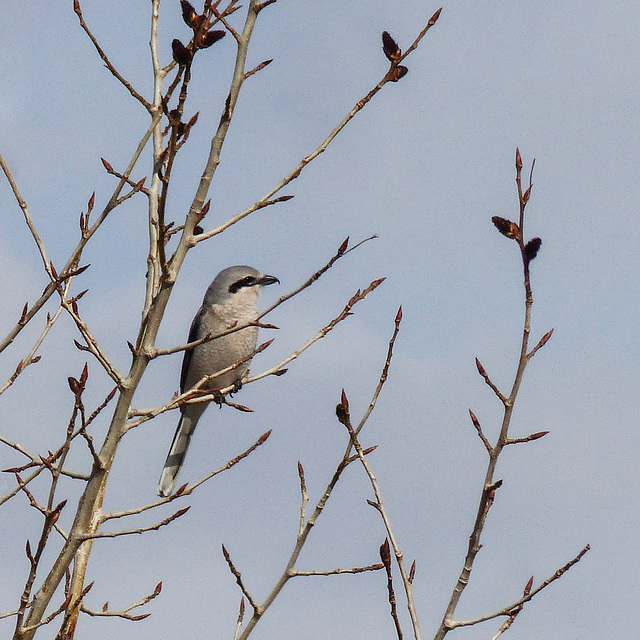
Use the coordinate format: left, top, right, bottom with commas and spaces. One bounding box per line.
337, 237, 349, 255
389, 65, 408, 82
382, 31, 401, 61
524, 576, 534, 596
524, 237, 542, 261
180, 0, 198, 27
199, 29, 226, 48
492, 216, 520, 239
68, 377, 81, 395
172, 39, 193, 65
379, 538, 391, 565
429, 8, 442, 26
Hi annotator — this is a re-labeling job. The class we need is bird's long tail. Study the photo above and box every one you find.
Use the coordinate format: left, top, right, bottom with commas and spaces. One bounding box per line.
158, 413, 197, 497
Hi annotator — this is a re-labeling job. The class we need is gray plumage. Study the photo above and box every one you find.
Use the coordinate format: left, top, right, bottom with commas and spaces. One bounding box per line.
158, 266, 278, 497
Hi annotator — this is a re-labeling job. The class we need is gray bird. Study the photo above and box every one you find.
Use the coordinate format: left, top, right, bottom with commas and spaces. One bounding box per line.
158, 265, 278, 497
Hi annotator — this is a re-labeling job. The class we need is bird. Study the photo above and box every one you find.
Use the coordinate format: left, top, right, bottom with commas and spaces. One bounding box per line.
158, 265, 279, 497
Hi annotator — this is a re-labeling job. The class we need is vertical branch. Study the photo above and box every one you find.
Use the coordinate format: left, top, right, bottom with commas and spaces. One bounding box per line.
435, 150, 546, 639
14, 4, 272, 638
336, 391, 422, 640
138, 0, 166, 345
167, 0, 262, 270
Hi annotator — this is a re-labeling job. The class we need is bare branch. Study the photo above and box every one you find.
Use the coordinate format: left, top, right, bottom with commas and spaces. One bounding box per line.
380, 538, 403, 639
80, 581, 162, 622
0, 114, 160, 356
469, 409, 492, 454
0, 288, 68, 398
60, 294, 124, 386
194, 8, 441, 244
355, 304, 402, 435
449, 545, 590, 631
0, 610, 19, 621
435, 152, 556, 640
222, 544, 260, 613
247, 278, 385, 386
101, 431, 272, 522
73, 0, 152, 110
337, 391, 422, 640
527, 328, 554, 360
81, 508, 190, 540
297, 461, 308, 537
475, 357, 507, 405
290, 564, 384, 577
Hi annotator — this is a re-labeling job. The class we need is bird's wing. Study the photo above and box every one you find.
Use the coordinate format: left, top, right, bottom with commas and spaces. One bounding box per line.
180, 305, 207, 393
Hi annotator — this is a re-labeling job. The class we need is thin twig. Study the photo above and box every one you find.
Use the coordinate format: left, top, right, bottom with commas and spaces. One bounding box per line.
380, 539, 403, 640
80, 508, 190, 540
222, 545, 260, 613
337, 393, 422, 640
151, 235, 376, 360
475, 358, 507, 405
469, 410, 492, 454
99, 432, 272, 528
435, 151, 570, 640
193, 9, 442, 244
356, 305, 402, 435
449, 545, 590, 631
233, 598, 245, 640
73, 0, 152, 110
80, 580, 161, 622
0, 311, 54, 397
0, 115, 159, 357
290, 564, 384, 577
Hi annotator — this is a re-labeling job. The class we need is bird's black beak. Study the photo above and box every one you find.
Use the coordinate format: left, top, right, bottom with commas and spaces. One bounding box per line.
259, 274, 279, 286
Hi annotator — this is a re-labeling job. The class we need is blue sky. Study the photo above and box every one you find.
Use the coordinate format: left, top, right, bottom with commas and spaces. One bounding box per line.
1, 1, 639, 638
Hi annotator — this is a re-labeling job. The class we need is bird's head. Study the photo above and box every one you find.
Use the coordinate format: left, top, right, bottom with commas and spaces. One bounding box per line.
204, 265, 279, 309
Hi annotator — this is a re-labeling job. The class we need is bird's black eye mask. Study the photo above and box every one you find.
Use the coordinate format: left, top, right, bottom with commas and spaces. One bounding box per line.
228, 276, 257, 294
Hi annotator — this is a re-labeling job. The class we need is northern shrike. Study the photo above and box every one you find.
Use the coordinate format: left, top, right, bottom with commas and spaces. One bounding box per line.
158, 265, 278, 497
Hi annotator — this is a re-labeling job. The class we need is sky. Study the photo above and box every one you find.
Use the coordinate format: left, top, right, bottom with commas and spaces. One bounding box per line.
1, 0, 639, 638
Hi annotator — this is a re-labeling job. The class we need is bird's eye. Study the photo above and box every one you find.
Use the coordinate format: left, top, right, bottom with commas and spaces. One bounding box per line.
228, 276, 256, 293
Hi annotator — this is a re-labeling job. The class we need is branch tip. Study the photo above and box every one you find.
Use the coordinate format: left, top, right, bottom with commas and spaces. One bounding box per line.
429, 7, 443, 25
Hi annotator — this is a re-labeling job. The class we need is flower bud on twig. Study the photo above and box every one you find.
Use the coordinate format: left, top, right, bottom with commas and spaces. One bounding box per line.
382, 31, 401, 62
172, 39, 193, 66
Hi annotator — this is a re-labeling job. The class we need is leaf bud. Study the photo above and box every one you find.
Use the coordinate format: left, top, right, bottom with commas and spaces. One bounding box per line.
382, 31, 401, 62
172, 39, 193, 65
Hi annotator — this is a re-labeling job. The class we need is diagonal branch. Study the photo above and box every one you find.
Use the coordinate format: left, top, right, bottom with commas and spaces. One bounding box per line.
337, 392, 422, 640
194, 10, 442, 244
449, 544, 590, 631
73, 0, 152, 110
